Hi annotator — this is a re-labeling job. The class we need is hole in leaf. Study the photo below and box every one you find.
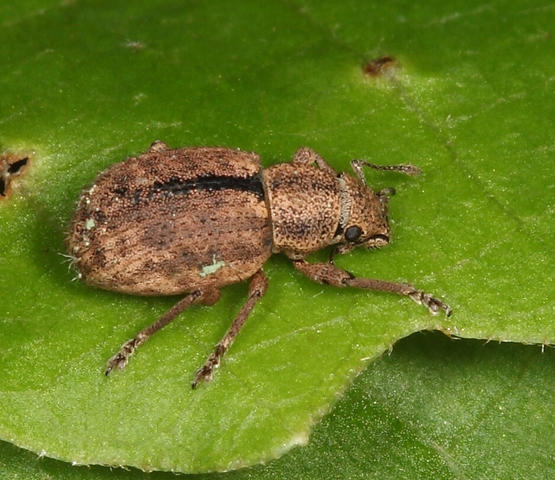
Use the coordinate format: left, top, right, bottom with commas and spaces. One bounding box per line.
0, 153, 31, 199
363, 56, 398, 77
7, 157, 29, 174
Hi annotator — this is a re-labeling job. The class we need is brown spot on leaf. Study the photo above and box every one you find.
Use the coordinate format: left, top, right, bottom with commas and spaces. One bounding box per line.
363, 56, 398, 77
0, 153, 31, 199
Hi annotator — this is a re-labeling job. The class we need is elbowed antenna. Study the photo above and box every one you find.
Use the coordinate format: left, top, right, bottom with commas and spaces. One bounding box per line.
350, 159, 422, 185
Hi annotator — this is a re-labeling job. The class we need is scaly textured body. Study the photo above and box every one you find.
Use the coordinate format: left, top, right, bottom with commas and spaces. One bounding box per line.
68, 146, 272, 295
67, 142, 451, 387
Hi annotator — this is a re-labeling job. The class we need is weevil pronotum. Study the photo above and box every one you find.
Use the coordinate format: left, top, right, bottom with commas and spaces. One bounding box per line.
67, 142, 451, 388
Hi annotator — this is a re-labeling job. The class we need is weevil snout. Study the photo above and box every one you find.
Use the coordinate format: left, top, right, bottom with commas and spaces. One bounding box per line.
364, 233, 390, 248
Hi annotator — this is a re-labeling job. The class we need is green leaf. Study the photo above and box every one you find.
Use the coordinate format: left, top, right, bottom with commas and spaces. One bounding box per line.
1, 334, 553, 479
0, 0, 552, 474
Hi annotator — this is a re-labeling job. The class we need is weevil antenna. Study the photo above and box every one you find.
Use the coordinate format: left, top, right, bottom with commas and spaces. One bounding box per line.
350, 159, 422, 182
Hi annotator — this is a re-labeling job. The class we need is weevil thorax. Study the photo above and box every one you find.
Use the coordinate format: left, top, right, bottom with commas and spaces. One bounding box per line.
263, 162, 391, 259
263, 163, 342, 258
334, 173, 390, 254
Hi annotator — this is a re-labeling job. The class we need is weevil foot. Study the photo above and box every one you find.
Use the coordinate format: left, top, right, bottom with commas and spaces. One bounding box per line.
191, 366, 213, 389
408, 290, 452, 316
191, 348, 223, 389
191, 363, 216, 389
105, 338, 139, 375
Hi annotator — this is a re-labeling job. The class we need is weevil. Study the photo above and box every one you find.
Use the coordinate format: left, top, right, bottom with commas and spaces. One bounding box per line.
67, 142, 451, 388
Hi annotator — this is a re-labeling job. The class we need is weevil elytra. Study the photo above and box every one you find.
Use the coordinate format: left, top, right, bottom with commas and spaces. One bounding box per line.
67, 142, 451, 388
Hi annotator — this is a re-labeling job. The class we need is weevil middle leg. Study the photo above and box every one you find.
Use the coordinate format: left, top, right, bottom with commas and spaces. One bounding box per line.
292, 260, 451, 316
105, 288, 220, 375
192, 269, 268, 388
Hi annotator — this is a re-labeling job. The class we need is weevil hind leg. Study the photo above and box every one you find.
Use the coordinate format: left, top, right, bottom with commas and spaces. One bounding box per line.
192, 269, 268, 388
104, 288, 220, 375
292, 259, 451, 316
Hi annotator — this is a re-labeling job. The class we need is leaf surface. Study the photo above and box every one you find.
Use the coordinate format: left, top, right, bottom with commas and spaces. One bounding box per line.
1, 334, 553, 479
0, 0, 553, 473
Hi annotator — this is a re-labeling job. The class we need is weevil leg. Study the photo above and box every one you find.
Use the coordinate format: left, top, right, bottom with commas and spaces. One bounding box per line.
292, 147, 336, 173
105, 288, 220, 375
192, 269, 268, 388
148, 140, 170, 153
292, 259, 451, 316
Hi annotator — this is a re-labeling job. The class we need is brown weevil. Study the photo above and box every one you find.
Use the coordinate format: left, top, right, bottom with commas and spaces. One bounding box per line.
67, 143, 451, 388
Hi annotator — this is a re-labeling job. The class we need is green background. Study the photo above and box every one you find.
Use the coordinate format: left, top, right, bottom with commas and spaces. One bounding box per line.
0, 0, 553, 477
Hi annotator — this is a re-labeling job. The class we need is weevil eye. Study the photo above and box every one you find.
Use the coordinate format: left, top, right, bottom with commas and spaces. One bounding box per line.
345, 225, 363, 242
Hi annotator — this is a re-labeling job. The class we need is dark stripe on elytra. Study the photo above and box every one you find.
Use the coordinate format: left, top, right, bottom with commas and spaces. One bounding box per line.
145, 174, 265, 200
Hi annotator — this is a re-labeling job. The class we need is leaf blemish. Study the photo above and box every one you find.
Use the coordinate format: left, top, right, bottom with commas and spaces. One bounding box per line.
363, 56, 398, 77
0, 153, 30, 199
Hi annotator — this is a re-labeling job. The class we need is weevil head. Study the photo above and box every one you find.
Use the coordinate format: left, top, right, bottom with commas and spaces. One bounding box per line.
334, 173, 394, 254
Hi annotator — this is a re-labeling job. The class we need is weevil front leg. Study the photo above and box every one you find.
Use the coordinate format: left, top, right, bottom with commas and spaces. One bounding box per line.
192, 269, 268, 388
292, 147, 336, 173
105, 288, 220, 375
147, 140, 170, 153
293, 260, 451, 316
